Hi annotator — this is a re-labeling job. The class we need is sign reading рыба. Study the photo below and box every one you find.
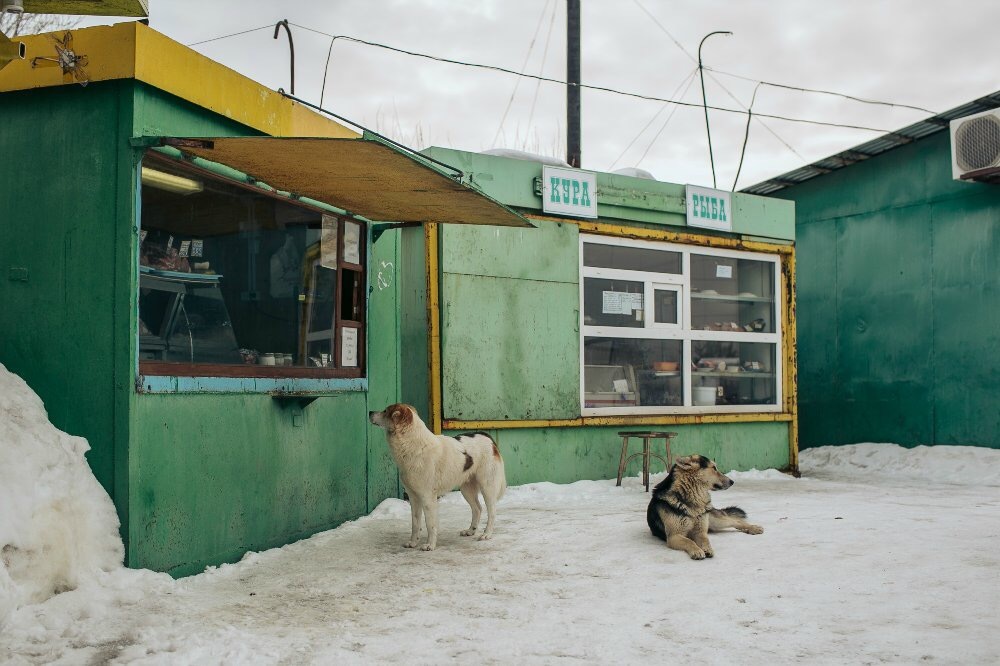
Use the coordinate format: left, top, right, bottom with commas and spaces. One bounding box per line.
686, 185, 733, 232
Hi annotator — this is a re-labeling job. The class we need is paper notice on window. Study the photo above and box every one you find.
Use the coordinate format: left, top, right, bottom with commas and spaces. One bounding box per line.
341, 328, 358, 367
716, 264, 733, 279
191, 239, 204, 257
613, 379, 629, 393
178, 240, 191, 258
321, 214, 339, 269
629, 293, 643, 310
602, 291, 630, 314
343, 221, 361, 265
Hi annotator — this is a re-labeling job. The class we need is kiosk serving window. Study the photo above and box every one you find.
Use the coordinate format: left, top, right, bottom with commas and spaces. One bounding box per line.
138, 154, 365, 378
580, 235, 782, 414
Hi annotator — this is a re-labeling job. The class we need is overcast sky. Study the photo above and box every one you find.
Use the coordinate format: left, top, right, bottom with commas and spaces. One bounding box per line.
71, 0, 1000, 189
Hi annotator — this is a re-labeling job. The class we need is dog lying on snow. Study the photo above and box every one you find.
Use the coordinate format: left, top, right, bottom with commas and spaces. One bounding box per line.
369, 403, 506, 551
647, 454, 763, 559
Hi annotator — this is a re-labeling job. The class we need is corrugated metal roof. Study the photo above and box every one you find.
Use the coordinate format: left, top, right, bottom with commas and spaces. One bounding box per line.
742, 91, 1000, 195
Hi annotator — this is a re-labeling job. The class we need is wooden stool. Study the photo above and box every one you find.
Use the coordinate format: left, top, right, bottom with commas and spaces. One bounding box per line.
616, 431, 677, 492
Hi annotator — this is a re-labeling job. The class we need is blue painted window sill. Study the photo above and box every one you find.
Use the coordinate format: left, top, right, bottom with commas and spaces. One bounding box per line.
138, 375, 367, 394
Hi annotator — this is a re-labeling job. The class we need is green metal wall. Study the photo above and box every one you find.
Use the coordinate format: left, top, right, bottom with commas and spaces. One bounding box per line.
445, 422, 789, 484
1, 80, 406, 575
0, 82, 134, 503
775, 131, 1000, 448
440, 220, 580, 420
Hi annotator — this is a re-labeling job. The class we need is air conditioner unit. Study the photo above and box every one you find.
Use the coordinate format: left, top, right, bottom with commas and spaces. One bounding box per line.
950, 108, 1000, 181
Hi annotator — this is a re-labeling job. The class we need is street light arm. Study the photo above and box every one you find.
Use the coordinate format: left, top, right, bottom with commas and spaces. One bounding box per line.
697, 30, 732, 188
273, 19, 295, 95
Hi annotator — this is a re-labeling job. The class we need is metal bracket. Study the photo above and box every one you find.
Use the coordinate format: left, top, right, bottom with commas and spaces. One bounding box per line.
270, 393, 319, 409
372, 221, 422, 243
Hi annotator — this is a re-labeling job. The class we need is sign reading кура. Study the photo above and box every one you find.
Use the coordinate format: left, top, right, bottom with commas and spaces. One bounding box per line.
542, 166, 597, 218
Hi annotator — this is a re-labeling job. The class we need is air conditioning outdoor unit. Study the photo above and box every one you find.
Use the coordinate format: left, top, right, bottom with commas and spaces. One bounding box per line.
950, 108, 1000, 181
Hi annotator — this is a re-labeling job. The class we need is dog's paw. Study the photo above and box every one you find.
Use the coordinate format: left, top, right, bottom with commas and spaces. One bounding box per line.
689, 548, 707, 560
477, 533, 492, 541
420, 544, 436, 551
460, 529, 476, 536
743, 525, 764, 535
403, 541, 419, 549
703, 549, 714, 558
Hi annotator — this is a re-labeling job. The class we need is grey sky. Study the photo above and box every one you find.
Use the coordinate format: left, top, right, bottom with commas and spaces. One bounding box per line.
72, 0, 1000, 189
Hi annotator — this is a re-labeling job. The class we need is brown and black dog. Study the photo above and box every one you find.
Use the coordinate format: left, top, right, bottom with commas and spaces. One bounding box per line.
647, 454, 763, 559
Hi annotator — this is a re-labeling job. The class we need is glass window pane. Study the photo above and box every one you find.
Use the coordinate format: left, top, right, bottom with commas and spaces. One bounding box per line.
584, 337, 683, 407
653, 289, 678, 324
690, 254, 775, 333
139, 156, 361, 370
583, 277, 645, 327
691, 340, 777, 406
583, 242, 681, 273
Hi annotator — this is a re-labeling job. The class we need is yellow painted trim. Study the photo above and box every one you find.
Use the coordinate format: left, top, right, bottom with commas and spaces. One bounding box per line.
784, 249, 800, 471
425, 223, 443, 435
572, 218, 794, 255
0, 23, 357, 140
443, 412, 794, 431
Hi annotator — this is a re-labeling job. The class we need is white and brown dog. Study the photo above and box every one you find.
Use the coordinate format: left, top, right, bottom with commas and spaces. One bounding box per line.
369, 403, 507, 551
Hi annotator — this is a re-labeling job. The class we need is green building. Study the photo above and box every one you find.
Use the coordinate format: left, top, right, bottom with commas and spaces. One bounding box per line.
407, 147, 798, 486
746, 92, 1000, 449
1, 23, 798, 576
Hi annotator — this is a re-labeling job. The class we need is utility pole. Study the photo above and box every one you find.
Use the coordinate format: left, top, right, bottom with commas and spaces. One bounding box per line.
566, 0, 581, 168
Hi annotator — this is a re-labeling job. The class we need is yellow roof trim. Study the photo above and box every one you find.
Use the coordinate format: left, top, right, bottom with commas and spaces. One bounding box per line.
0, 23, 357, 139
167, 136, 532, 227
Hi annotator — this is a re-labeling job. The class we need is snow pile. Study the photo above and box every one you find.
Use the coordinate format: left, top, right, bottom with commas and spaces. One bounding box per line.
801, 442, 1000, 485
0, 363, 124, 630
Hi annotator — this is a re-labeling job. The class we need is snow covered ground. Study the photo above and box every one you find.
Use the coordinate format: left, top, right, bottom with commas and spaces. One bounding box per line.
2, 364, 999, 664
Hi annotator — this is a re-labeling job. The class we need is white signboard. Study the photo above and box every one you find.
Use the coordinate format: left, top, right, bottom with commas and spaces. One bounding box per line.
542, 166, 598, 218
686, 185, 733, 232
341, 328, 358, 367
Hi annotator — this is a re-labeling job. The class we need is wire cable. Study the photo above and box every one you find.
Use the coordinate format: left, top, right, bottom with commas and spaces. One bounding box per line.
731, 82, 764, 191
187, 24, 273, 47
609, 67, 697, 171
492, 0, 552, 148
286, 24, 890, 133
525, 0, 559, 150
635, 69, 701, 169
706, 67, 937, 115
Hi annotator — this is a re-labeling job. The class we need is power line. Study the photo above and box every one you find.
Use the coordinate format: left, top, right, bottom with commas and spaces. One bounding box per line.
187, 24, 273, 47
706, 67, 938, 115
525, 0, 559, 150
635, 69, 701, 169
493, 0, 552, 148
609, 67, 697, 171
286, 24, 891, 134
630, 0, 804, 161
184, 23, 894, 135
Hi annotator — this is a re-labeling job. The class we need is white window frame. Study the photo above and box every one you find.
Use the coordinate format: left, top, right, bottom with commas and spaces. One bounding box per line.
579, 234, 783, 416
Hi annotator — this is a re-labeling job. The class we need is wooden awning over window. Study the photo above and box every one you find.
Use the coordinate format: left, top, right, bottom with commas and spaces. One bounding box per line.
158, 133, 532, 228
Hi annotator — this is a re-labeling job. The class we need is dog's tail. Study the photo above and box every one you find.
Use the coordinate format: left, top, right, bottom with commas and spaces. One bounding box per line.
491, 440, 507, 500
715, 506, 747, 519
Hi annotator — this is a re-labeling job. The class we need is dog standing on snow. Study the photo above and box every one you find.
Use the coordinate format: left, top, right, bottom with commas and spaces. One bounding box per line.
647, 454, 763, 560
369, 403, 507, 551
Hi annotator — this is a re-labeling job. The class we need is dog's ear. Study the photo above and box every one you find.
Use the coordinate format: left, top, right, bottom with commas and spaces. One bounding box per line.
675, 455, 699, 471
390, 407, 403, 423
